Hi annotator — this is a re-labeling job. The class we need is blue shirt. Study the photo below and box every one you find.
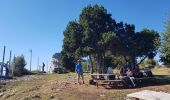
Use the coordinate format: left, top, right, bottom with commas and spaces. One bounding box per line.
75, 64, 83, 74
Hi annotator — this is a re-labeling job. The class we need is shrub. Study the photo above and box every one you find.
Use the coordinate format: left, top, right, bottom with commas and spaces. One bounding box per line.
13, 55, 31, 76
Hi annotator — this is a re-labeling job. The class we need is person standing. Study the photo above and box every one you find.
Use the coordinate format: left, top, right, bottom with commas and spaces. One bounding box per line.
42, 62, 45, 72
75, 60, 84, 84
107, 66, 115, 80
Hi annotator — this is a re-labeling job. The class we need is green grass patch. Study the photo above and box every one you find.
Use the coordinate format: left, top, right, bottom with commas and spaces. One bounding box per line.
43, 72, 76, 80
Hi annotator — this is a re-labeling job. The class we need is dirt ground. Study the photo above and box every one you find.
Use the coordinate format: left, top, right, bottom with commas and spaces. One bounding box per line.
0, 67, 170, 100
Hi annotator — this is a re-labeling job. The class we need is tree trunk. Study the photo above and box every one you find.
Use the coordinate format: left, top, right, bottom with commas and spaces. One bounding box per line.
130, 55, 136, 68
97, 53, 100, 73
89, 55, 94, 74
97, 51, 104, 74
102, 52, 105, 73
137, 55, 148, 65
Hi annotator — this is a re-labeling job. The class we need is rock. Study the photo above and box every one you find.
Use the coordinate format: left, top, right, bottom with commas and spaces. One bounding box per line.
2, 92, 15, 99
22, 96, 31, 100
31, 94, 41, 99
56, 89, 61, 91
0, 93, 4, 97
49, 95, 55, 99
100, 94, 105, 97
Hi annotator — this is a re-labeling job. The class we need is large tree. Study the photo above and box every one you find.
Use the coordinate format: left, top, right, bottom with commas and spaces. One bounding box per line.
61, 4, 160, 73
79, 5, 116, 73
160, 17, 170, 65
135, 29, 160, 66
61, 21, 83, 71
109, 22, 160, 68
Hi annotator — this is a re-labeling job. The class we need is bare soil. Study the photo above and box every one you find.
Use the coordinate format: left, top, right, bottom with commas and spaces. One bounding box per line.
0, 68, 170, 100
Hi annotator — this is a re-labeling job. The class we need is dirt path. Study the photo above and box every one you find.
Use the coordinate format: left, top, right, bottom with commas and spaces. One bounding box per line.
0, 73, 170, 100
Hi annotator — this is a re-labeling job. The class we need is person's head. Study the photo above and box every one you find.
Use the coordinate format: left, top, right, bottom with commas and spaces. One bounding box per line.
108, 66, 112, 69
77, 60, 81, 64
127, 67, 131, 71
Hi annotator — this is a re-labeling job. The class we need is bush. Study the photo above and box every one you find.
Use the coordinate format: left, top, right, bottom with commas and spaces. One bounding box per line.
61, 52, 76, 72
13, 55, 31, 76
13, 68, 31, 76
139, 58, 157, 69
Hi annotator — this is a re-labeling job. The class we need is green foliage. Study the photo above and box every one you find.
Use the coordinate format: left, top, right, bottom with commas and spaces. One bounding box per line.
113, 23, 160, 68
139, 58, 157, 68
13, 55, 31, 76
60, 51, 75, 72
62, 21, 83, 59
61, 4, 160, 72
81, 62, 86, 72
61, 21, 83, 71
79, 5, 116, 73
135, 29, 160, 57
160, 17, 170, 65
104, 56, 112, 67
80, 5, 116, 52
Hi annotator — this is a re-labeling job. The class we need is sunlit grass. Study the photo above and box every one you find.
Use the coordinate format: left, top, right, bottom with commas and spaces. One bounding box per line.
43, 72, 76, 80
152, 67, 170, 75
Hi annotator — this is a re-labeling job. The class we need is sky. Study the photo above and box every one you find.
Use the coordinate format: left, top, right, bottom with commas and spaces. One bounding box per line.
0, 0, 170, 71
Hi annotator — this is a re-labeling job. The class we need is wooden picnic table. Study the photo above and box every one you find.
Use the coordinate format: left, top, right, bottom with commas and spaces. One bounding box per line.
90, 74, 156, 87
127, 90, 170, 100
90, 73, 124, 87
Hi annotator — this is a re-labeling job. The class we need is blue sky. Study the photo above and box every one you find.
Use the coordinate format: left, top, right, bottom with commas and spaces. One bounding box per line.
0, 0, 170, 71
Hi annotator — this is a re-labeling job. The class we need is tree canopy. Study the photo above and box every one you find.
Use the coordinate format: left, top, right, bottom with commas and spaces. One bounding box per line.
61, 4, 160, 73
160, 17, 170, 65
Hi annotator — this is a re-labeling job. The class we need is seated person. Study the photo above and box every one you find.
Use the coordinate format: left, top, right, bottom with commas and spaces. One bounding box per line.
126, 67, 136, 87
126, 67, 133, 77
120, 66, 127, 76
107, 67, 115, 80
132, 65, 143, 78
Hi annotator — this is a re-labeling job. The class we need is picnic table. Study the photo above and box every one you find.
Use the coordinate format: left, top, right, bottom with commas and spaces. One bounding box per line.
90, 73, 124, 87
90, 73, 156, 87
127, 90, 170, 100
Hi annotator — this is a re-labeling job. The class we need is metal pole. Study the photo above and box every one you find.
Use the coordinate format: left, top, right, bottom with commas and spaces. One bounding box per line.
12, 55, 15, 77
9, 51, 12, 76
47, 61, 48, 73
29, 49, 32, 72
1, 46, 6, 76
2, 46, 6, 63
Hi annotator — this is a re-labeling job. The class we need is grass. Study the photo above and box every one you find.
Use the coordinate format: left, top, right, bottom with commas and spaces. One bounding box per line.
1, 67, 170, 100
43, 72, 76, 80
152, 67, 170, 75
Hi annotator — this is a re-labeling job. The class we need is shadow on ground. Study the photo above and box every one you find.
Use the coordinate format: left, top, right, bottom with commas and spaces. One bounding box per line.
103, 75, 170, 89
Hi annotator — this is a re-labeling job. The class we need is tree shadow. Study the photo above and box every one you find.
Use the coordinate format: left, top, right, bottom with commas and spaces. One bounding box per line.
153, 75, 170, 85
103, 75, 170, 90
